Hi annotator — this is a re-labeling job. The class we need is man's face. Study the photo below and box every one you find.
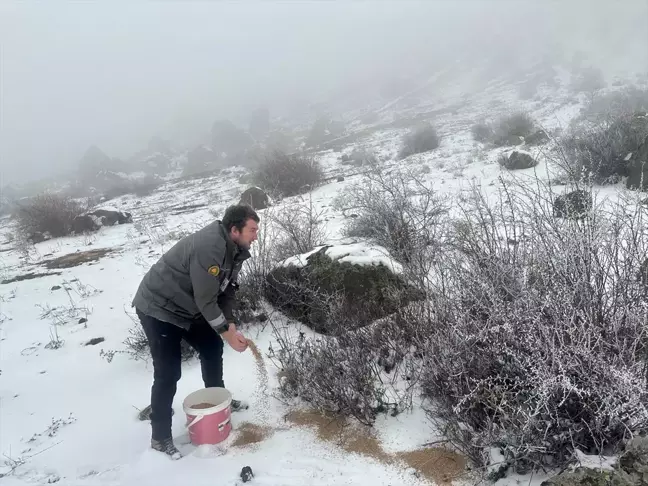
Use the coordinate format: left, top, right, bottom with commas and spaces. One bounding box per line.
230, 219, 259, 250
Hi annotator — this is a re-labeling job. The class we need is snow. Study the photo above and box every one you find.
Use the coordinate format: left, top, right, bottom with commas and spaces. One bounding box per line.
280, 243, 403, 274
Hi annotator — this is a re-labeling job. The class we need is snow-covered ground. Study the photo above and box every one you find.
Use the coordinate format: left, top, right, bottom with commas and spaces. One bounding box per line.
1, 73, 645, 485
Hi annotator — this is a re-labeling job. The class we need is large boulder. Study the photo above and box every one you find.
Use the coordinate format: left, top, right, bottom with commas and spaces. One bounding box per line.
86, 209, 132, 226
542, 437, 648, 485
626, 135, 648, 191
239, 187, 269, 210
553, 189, 592, 219
540, 467, 632, 486
499, 151, 538, 170
72, 215, 101, 234
264, 245, 424, 335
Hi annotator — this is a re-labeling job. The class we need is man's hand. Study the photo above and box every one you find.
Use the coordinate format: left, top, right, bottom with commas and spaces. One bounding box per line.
222, 323, 248, 352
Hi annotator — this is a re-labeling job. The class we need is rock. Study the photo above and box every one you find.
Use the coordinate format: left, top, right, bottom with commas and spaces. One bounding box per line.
86, 209, 132, 226
239, 187, 270, 210
553, 190, 592, 219
29, 232, 49, 244
264, 246, 424, 335
619, 436, 648, 483
78, 318, 88, 324
240, 466, 254, 483
540, 467, 633, 486
525, 129, 550, 145
336, 176, 345, 182
51, 285, 61, 291
72, 215, 101, 234
85, 337, 104, 346
626, 135, 648, 191
499, 151, 538, 170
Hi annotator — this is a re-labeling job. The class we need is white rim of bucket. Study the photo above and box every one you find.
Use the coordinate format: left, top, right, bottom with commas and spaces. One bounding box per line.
183, 387, 232, 416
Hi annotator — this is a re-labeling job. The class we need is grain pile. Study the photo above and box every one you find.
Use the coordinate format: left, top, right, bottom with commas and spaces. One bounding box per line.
286, 409, 467, 484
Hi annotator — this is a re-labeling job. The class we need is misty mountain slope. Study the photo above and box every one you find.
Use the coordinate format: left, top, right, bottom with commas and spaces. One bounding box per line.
2, 73, 648, 486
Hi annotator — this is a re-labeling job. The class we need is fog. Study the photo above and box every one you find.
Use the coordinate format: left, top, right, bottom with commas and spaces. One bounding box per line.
1, 0, 646, 185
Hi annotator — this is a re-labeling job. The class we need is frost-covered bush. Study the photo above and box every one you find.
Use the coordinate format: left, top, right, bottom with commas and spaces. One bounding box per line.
254, 150, 323, 198
333, 165, 447, 265
273, 318, 414, 425
15, 193, 87, 241
492, 112, 535, 147
557, 113, 648, 184
398, 123, 440, 159
417, 181, 648, 472
581, 86, 648, 120
471, 122, 493, 143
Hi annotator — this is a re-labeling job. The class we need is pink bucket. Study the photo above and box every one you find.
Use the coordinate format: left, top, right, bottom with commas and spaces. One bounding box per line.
183, 387, 232, 446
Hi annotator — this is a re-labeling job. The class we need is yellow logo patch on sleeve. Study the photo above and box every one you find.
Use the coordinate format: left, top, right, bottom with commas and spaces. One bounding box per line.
208, 265, 220, 277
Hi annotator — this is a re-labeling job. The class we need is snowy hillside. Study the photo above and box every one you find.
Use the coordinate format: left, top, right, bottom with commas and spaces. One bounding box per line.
2, 67, 648, 486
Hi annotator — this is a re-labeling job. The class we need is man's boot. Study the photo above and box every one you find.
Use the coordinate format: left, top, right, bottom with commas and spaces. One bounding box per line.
151, 438, 182, 460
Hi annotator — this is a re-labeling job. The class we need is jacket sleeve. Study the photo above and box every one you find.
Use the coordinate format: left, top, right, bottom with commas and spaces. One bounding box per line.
188, 236, 229, 333
217, 281, 238, 325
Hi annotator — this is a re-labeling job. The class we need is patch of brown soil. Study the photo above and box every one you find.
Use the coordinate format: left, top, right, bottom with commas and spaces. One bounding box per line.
398, 448, 467, 485
43, 248, 114, 269
231, 422, 273, 448
1, 271, 63, 284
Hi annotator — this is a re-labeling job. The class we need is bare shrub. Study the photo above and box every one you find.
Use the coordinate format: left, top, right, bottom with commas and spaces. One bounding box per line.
267, 195, 328, 262
555, 113, 648, 184
398, 124, 440, 159
14, 193, 88, 240
581, 86, 648, 120
272, 318, 414, 425
416, 179, 648, 472
254, 150, 323, 198
492, 112, 535, 147
333, 165, 447, 266
471, 122, 493, 143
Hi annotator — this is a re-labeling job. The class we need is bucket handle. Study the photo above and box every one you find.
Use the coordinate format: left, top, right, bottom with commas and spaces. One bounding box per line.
186, 414, 231, 431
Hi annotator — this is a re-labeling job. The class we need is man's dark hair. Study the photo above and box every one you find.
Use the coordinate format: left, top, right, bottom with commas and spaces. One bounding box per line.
222, 204, 260, 232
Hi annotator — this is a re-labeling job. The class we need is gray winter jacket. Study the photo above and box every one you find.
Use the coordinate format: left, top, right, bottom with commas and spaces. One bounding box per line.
132, 220, 251, 332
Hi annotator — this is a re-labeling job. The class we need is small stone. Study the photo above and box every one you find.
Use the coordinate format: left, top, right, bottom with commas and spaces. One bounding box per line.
240, 466, 254, 482
336, 176, 345, 182
85, 337, 105, 346
78, 318, 88, 324
51, 285, 61, 291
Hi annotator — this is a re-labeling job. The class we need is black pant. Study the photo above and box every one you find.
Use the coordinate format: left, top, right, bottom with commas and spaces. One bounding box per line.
137, 310, 224, 441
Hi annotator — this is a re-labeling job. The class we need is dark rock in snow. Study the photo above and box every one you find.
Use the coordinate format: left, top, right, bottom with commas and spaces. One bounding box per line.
240, 466, 254, 483
239, 187, 270, 210
336, 176, 345, 182
265, 246, 424, 335
553, 189, 592, 219
72, 215, 101, 234
499, 151, 538, 170
85, 337, 104, 346
86, 209, 132, 226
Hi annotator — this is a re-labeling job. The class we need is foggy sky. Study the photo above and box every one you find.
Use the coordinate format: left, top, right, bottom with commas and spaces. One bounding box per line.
1, 1, 646, 186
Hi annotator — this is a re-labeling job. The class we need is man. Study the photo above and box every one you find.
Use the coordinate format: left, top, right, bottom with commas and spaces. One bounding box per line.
132, 204, 259, 459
